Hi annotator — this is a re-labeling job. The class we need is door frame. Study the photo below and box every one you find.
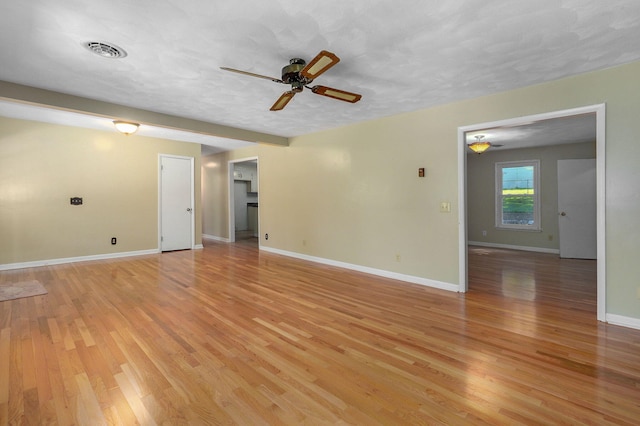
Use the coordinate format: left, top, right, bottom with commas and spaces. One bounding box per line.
457, 103, 606, 321
228, 156, 259, 243
158, 154, 195, 251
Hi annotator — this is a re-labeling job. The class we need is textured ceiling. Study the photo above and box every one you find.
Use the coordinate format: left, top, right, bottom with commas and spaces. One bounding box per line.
0, 0, 638, 144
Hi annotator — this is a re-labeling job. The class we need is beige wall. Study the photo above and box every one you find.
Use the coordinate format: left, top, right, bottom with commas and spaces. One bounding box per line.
0, 117, 201, 265
203, 60, 640, 320
467, 141, 596, 249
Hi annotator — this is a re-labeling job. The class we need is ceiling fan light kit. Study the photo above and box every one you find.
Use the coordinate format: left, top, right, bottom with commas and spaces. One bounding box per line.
221, 50, 362, 111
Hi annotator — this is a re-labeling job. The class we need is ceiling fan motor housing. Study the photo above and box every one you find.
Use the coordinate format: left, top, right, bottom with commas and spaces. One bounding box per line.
282, 58, 311, 91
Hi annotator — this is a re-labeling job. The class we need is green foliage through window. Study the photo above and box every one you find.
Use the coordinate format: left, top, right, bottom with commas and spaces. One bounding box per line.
496, 161, 540, 230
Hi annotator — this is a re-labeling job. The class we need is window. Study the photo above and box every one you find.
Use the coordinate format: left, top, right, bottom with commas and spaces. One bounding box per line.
495, 160, 540, 231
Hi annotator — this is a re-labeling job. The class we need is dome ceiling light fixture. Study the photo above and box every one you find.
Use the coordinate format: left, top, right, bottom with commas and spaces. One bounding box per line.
468, 134, 492, 154
84, 41, 127, 59
113, 121, 139, 135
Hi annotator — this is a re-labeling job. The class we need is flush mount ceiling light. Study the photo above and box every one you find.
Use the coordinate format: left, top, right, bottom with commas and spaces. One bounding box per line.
468, 135, 491, 154
84, 41, 127, 58
113, 121, 139, 135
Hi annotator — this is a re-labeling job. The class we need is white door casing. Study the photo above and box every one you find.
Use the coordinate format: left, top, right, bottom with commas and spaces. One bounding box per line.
557, 159, 597, 259
458, 103, 606, 322
159, 155, 194, 251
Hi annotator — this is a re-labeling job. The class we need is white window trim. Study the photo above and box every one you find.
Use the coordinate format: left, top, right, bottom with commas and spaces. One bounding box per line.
495, 159, 541, 231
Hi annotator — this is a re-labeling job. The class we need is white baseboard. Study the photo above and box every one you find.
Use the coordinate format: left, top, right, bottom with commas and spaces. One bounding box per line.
260, 246, 459, 293
194, 244, 204, 250
606, 314, 640, 330
0, 249, 159, 271
202, 234, 230, 243
468, 241, 560, 254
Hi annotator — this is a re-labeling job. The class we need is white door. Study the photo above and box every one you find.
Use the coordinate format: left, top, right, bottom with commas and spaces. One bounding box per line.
160, 155, 194, 251
557, 159, 596, 259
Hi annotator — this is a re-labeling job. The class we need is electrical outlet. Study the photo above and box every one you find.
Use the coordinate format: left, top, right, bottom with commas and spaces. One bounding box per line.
482, 230, 487, 237
111, 237, 117, 245
440, 202, 451, 213
395, 254, 401, 262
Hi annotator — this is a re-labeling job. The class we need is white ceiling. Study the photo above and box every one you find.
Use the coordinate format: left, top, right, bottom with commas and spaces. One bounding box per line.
465, 112, 596, 152
0, 0, 637, 150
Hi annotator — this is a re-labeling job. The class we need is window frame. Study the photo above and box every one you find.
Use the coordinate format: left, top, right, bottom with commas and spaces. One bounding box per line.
495, 159, 541, 231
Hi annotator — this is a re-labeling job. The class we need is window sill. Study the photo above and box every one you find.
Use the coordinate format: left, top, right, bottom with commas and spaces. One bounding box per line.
495, 226, 542, 233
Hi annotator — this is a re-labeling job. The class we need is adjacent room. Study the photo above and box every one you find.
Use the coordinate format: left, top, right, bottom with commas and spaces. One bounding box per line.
1, 1, 640, 424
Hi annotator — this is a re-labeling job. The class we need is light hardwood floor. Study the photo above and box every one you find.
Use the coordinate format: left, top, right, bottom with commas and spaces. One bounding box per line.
1, 242, 639, 424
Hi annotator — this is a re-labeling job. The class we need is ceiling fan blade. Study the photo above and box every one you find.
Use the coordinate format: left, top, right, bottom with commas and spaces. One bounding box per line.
270, 91, 296, 111
300, 50, 340, 80
311, 86, 362, 103
220, 67, 283, 83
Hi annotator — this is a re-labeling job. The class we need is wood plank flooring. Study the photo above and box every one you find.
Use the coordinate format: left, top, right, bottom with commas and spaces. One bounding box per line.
1, 242, 639, 425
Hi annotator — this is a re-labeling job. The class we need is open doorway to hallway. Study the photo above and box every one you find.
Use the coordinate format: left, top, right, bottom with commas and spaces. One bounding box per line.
229, 158, 259, 246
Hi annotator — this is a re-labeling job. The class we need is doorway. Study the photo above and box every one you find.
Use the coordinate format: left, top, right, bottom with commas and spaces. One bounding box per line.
159, 155, 195, 251
458, 104, 606, 321
228, 157, 259, 245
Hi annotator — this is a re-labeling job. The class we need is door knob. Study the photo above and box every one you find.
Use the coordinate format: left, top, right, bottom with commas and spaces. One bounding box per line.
560, 211, 566, 216
187, 208, 192, 212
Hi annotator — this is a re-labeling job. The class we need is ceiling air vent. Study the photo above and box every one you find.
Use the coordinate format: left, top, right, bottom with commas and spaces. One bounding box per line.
84, 42, 127, 59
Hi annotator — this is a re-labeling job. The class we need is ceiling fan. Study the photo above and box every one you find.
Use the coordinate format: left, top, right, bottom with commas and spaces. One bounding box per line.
221, 50, 362, 111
